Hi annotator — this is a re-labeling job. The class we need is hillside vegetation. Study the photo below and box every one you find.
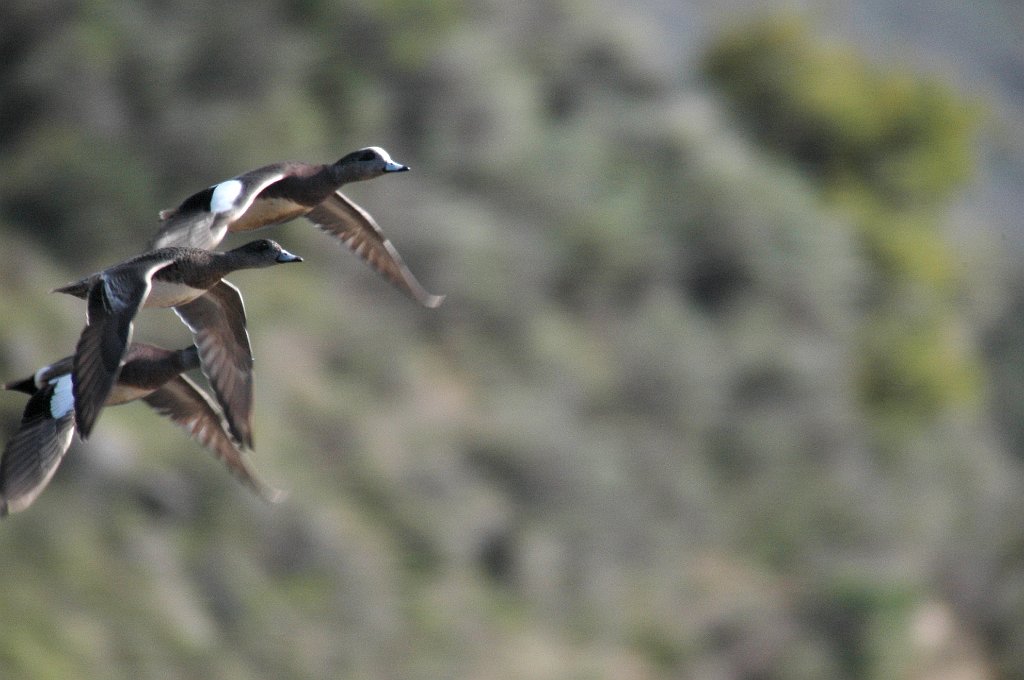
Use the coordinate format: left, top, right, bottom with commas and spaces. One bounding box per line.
0, 2, 1021, 678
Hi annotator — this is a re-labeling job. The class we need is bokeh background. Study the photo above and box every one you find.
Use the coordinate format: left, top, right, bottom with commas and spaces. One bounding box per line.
2, 0, 1024, 678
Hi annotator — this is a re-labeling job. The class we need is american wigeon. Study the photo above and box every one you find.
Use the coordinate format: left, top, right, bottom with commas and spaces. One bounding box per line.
52, 239, 302, 443
148, 147, 444, 308
1, 343, 283, 514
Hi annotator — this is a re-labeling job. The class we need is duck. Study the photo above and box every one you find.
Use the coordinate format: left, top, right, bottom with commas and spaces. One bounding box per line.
52, 239, 303, 444
149, 146, 444, 308
0, 343, 283, 514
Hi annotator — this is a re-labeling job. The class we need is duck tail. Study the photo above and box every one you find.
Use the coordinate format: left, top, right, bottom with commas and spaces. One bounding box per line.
3, 376, 36, 394
51, 279, 90, 299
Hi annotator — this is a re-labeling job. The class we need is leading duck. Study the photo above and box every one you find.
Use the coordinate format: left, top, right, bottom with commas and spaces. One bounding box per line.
149, 146, 444, 308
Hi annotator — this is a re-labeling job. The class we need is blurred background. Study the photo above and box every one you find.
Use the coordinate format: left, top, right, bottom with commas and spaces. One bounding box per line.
1, 0, 1023, 678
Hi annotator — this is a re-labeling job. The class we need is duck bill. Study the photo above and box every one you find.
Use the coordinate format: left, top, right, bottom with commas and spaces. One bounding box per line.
276, 250, 303, 263
384, 161, 410, 173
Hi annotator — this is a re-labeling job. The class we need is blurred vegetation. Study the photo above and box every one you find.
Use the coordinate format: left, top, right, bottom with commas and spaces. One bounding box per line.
702, 16, 983, 431
0, 2, 1022, 679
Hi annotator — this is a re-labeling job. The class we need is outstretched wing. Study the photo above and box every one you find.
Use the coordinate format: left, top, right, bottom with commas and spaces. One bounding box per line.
307, 192, 444, 308
173, 280, 255, 449
72, 265, 156, 439
143, 376, 284, 503
1, 379, 76, 515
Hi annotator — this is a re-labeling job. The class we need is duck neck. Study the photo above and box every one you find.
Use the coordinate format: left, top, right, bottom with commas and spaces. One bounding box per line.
118, 346, 193, 389
216, 249, 259, 277
329, 161, 373, 185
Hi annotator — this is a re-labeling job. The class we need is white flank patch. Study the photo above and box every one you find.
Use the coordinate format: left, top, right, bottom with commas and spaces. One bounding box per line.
50, 375, 75, 419
147, 280, 205, 308
210, 179, 244, 214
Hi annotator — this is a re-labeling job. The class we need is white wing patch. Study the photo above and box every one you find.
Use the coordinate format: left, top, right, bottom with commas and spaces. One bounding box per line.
49, 375, 75, 419
210, 179, 244, 214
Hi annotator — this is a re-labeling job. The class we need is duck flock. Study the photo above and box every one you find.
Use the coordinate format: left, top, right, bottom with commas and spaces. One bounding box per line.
1, 147, 443, 514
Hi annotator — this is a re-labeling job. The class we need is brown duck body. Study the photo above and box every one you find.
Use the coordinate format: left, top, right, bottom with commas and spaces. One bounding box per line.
54, 246, 256, 306
163, 162, 335, 230
53, 240, 303, 443
150, 147, 444, 308
1, 343, 282, 514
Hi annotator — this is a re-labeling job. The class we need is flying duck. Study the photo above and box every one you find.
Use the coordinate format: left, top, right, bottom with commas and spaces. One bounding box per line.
1, 343, 283, 514
53, 239, 302, 444
149, 147, 444, 308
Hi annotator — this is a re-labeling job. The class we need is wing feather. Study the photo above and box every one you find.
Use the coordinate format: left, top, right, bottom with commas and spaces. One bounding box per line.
173, 280, 254, 448
306, 192, 444, 308
143, 377, 283, 502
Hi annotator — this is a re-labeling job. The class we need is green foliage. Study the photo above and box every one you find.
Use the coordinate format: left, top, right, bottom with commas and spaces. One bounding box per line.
702, 16, 978, 203
2, 128, 158, 260
859, 314, 982, 425
703, 15, 984, 428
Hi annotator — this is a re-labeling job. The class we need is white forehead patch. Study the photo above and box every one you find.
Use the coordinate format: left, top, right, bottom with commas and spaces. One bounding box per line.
363, 146, 392, 163
210, 179, 244, 214
50, 374, 75, 419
